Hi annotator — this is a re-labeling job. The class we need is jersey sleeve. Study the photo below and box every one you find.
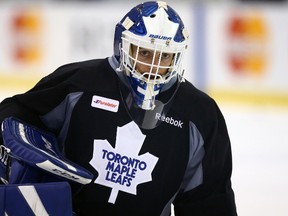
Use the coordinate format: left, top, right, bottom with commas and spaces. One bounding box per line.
173, 100, 237, 216
0, 62, 79, 145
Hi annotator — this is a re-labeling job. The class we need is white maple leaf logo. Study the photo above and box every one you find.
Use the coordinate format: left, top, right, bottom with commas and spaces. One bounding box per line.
89, 121, 159, 204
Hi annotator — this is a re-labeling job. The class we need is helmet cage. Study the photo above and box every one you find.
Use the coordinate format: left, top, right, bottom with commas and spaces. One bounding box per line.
120, 31, 186, 110
121, 31, 187, 86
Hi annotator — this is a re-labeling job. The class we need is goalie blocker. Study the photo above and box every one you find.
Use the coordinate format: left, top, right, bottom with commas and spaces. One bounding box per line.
0, 116, 93, 185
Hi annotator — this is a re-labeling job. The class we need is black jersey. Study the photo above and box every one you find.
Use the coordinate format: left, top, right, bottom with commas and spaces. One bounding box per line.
0, 58, 237, 216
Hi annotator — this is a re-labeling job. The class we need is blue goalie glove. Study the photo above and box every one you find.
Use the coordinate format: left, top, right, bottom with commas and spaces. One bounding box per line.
0, 116, 93, 185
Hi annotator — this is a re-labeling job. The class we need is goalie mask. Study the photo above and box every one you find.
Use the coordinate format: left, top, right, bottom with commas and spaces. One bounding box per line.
114, 1, 189, 129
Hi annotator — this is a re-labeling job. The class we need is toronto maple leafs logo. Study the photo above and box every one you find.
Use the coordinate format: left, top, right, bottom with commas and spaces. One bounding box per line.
89, 121, 158, 204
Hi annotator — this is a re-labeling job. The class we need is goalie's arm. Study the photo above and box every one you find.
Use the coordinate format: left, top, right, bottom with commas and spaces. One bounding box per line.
0, 68, 73, 130
0, 97, 47, 146
0, 92, 65, 185
0, 61, 83, 142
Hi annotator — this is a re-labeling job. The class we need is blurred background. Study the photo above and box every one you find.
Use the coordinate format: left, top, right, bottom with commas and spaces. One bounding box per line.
0, 0, 287, 215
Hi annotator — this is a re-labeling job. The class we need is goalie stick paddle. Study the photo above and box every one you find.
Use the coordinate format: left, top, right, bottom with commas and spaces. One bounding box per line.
1, 117, 93, 184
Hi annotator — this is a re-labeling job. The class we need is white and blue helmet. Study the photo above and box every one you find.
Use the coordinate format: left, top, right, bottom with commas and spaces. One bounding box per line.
114, 1, 189, 112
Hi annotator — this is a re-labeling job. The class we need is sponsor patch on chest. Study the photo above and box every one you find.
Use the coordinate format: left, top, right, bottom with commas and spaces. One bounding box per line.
91, 95, 119, 112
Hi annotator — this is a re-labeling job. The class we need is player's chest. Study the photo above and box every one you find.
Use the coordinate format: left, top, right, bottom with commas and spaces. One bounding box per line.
65, 92, 190, 204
